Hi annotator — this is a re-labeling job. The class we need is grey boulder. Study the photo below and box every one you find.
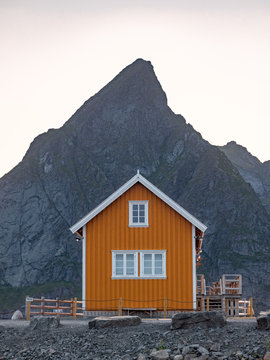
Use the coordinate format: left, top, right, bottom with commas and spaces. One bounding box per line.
88, 315, 141, 329
150, 349, 170, 360
29, 316, 60, 330
11, 310, 23, 320
257, 311, 270, 330
171, 311, 226, 330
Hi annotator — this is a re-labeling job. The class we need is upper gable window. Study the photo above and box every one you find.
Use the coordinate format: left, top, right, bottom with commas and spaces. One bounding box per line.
129, 201, 149, 227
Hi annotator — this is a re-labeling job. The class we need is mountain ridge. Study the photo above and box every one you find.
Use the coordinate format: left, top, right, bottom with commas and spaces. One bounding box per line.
0, 59, 269, 311
220, 141, 270, 215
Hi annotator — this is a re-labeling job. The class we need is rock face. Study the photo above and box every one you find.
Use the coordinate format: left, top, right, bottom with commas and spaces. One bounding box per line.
171, 311, 226, 330
88, 316, 141, 329
220, 141, 270, 215
0, 58, 270, 310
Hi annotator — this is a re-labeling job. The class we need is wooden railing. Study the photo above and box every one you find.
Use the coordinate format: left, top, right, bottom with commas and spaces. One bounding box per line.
25, 296, 83, 321
222, 274, 242, 295
197, 274, 242, 296
196, 274, 206, 295
239, 298, 254, 317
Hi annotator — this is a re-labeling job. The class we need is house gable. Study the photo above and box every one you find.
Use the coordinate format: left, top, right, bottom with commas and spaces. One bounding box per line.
70, 172, 207, 233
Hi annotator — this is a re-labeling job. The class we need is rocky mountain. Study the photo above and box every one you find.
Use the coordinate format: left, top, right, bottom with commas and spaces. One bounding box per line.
220, 141, 270, 215
0, 59, 270, 311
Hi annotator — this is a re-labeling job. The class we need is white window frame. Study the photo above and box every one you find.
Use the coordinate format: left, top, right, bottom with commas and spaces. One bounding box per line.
129, 201, 149, 227
111, 250, 138, 279
140, 250, 166, 279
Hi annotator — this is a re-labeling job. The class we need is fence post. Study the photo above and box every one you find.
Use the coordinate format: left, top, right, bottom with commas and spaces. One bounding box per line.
248, 297, 253, 317
164, 298, 167, 319
118, 297, 122, 316
56, 297, 59, 313
225, 298, 229, 316
73, 297, 77, 320
25, 295, 29, 320
70, 297, 73, 317
234, 299, 239, 316
41, 296, 45, 316
201, 296, 205, 311
25, 296, 31, 321
206, 296, 209, 311
221, 296, 226, 313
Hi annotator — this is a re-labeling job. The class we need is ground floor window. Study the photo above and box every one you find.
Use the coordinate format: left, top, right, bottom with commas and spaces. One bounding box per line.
112, 251, 138, 278
140, 251, 166, 278
112, 250, 166, 279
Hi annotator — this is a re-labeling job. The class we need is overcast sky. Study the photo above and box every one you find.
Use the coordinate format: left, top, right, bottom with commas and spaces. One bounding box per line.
1, 0, 270, 177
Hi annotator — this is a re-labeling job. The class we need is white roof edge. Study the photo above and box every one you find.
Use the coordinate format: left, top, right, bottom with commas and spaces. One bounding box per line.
70, 173, 139, 233
70, 173, 207, 233
138, 176, 207, 233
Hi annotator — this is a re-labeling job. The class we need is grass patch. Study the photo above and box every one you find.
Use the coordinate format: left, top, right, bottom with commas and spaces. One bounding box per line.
0, 281, 81, 313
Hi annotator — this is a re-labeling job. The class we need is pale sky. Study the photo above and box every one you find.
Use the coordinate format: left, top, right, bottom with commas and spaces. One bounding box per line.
1, 0, 270, 177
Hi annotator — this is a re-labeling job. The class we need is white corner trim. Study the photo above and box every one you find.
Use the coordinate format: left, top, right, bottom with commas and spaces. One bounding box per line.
82, 225, 86, 310
192, 225, 196, 310
70, 172, 207, 233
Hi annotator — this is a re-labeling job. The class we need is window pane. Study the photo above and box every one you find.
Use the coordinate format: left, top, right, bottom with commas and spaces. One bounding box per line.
144, 254, 152, 275
133, 204, 138, 210
139, 204, 145, 211
133, 210, 138, 216
139, 209, 145, 216
155, 254, 163, 275
126, 254, 134, 275
139, 216, 145, 223
133, 216, 138, 223
116, 254, 123, 275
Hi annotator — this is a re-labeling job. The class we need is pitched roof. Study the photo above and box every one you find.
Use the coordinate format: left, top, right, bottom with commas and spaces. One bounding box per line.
70, 171, 207, 233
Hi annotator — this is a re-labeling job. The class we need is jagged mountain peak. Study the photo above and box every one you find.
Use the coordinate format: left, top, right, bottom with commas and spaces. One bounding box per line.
69, 58, 168, 126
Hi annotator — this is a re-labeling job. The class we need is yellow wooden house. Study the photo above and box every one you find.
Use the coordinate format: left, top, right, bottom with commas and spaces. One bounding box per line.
70, 171, 207, 313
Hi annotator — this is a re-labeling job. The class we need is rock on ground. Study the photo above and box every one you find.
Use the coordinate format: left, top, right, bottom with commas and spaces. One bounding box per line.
29, 316, 60, 330
257, 311, 270, 330
0, 318, 269, 359
150, 349, 170, 359
88, 315, 141, 329
171, 311, 226, 330
11, 310, 23, 320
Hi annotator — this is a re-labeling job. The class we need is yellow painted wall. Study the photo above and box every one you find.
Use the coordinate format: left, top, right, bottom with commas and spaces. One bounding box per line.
85, 182, 193, 310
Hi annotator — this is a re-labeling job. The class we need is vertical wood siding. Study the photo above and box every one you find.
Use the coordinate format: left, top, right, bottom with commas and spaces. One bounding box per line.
85, 183, 193, 310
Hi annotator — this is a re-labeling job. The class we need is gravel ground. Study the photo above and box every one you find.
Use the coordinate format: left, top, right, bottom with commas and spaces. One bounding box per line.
0, 318, 269, 359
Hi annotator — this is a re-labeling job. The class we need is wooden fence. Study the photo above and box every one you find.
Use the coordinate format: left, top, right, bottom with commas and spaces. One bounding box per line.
25, 296, 83, 321
25, 294, 254, 320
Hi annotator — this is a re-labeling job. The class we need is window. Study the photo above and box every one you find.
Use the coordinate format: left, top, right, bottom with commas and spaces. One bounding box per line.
112, 251, 138, 278
129, 201, 149, 227
140, 251, 166, 278
112, 250, 166, 279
